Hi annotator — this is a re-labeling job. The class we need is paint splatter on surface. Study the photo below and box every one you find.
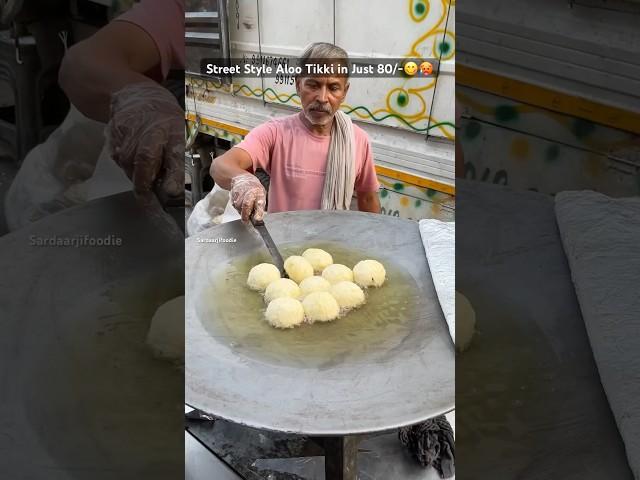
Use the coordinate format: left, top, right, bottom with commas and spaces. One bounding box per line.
510, 137, 530, 160
545, 144, 560, 163
458, 87, 640, 196
465, 121, 482, 139
495, 104, 519, 123
378, 177, 455, 221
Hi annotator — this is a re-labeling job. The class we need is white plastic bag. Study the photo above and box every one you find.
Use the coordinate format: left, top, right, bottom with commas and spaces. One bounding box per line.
4, 106, 106, 230
5, 105, 136, 231
221, 193, 241, 224
186, 184, 241, 236
80, 140, 132, 201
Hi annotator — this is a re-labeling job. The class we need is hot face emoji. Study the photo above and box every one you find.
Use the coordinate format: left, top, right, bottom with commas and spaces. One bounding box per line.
419, 61, 433, 75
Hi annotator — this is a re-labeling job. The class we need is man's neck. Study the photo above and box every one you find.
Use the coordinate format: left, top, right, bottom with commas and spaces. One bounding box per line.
299, 112, 333, 136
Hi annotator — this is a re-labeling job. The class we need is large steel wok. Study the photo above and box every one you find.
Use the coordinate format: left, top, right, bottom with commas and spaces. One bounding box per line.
185, 210, 454, 436
0, 192, 184, 480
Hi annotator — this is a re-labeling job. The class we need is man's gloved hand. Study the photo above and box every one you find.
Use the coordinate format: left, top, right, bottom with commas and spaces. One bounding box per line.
230, 173, 266, 222
107, 82, 183, 206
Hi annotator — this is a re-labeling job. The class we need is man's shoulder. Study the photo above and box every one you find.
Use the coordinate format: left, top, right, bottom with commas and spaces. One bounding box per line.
352, 122, 371, 146
262, 113, 299, 128
251, 114, 298, 136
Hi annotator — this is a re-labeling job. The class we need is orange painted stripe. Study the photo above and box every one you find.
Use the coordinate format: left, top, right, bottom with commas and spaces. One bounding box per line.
186, 114, 250, 136
457, 65, 640, 135
375, 165, 455, 195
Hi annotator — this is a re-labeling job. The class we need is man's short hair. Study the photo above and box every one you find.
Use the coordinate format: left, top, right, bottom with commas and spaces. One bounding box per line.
297, 42, 350, 79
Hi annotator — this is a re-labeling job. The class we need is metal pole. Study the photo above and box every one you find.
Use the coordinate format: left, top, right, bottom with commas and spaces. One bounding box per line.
322, 435, 359, 480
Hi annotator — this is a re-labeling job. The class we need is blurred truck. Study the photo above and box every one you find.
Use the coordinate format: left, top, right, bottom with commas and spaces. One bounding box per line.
456, 0, 640, 196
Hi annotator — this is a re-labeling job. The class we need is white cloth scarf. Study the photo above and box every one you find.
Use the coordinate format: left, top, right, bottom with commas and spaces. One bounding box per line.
320, 110, 355, 210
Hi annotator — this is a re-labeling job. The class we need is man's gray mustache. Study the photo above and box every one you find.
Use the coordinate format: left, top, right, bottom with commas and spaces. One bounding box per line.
309, 105, 332, 113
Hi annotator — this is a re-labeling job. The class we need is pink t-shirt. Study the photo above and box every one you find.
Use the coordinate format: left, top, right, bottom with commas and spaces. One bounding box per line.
115, 0, 185, 81
235, 113, 380, 213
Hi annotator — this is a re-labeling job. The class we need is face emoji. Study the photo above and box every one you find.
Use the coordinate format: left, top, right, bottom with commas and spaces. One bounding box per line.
403, 61, 418, 76
419, 61, 433, 75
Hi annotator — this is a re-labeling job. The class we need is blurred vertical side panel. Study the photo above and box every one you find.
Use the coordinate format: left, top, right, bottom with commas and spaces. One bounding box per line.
0, 0, 185, 478
455, 0, 639, 478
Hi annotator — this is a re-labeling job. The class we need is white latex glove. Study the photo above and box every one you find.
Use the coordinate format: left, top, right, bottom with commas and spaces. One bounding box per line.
230, 173, 266, 222
107, 82, 183, 206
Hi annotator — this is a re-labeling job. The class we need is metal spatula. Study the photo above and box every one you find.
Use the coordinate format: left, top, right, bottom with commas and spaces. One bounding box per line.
251, 215, 288, 278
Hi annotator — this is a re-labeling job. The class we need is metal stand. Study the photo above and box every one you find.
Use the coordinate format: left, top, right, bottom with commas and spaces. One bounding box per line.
0, 31, 39, 163
315, 435, 360, 480
185, 417, 434, 480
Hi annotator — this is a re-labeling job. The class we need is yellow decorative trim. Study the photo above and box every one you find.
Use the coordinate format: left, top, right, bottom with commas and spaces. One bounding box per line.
457, 65, 640, 135
186, 114, 250, 136
375, 165, 455, 195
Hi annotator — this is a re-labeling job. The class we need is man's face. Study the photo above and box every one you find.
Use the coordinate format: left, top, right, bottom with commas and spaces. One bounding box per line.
296, 75, 349, 127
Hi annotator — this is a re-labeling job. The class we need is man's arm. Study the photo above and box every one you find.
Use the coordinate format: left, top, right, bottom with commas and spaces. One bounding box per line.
357, 191, 381, 213
210, 147, 254, 190
59, 21, 160, 122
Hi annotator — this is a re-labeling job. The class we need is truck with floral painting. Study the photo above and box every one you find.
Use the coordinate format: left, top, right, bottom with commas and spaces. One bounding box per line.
185, 0, 456, 221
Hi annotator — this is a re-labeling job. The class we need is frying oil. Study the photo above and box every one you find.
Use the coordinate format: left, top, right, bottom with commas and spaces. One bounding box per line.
197, 242, 420, 368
